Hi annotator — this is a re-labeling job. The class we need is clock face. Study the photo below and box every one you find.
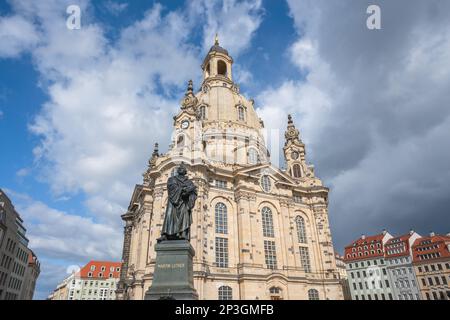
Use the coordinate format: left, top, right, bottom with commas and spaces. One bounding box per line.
181, 120, 190, 129
291, 151, 299, 160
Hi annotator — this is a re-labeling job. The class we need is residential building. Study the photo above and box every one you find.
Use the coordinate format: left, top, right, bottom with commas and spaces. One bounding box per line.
384, 230, 422, 300
335, 252, 351, 300
116, 37, 344, 300
0, 189, 40, 300
412, 233, 450, 300
344, 231, 394, 300
49, 261, 121, 300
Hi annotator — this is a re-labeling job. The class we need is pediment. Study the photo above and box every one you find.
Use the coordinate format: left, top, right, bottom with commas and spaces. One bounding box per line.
235, 164, 296, 185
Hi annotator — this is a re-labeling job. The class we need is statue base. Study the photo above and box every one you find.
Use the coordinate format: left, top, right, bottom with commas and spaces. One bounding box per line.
144, 240, 198, 300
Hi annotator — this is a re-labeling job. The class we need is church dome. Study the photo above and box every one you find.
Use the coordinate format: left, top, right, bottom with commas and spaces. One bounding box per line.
208, 44, 229, 56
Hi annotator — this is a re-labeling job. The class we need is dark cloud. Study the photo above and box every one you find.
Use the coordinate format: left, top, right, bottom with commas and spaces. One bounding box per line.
260, 0, 450, 251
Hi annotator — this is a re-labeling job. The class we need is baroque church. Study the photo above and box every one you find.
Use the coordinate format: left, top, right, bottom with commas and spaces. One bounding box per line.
116, 37, 344, 300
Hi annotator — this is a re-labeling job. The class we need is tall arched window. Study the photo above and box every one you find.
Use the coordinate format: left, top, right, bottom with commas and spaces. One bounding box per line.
217, 60, 227, 76
248, 148, 259, 165
238, 106, 245, 121
215, 202, 228, 234
292, 164, 301, 178
218, 286, 232, 300
261, 207, 274, 238
199, 105, 206, 120
308, 289, 319, 300
261, 175, 271, 193
295, 216, 307, 244
177, 135, 185, 148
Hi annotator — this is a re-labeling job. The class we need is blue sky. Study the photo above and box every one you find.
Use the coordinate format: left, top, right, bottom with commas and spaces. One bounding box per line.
1, 0, 450, 300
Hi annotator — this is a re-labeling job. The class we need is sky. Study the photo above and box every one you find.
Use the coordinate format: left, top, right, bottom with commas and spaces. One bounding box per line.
0, 0, 449, 300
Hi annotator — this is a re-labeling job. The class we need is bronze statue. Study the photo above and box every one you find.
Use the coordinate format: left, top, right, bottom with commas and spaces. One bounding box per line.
159, 164, 197, 242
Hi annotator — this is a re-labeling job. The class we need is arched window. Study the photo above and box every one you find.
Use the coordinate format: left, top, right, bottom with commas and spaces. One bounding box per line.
206, 63, 210, 77
295, 216, 307, 243
238, 106, 245, 121
218, 286, 232, 300
248, 148, 259, 165
292, 164, 301, 178
261, 175, 271, 193
217, 60, 227, 76
199, 105, 206, 120
269, 287, 283, 300
261, 207, 274, 238
215, 202, 228, 234
308, 289, 319, 300
177, 135, 185, 148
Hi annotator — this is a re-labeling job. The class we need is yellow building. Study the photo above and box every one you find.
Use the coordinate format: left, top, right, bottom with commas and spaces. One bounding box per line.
116, 38, 343, 300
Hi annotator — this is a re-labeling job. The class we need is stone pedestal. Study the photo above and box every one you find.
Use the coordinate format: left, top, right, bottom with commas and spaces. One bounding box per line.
144, 240, 198, 300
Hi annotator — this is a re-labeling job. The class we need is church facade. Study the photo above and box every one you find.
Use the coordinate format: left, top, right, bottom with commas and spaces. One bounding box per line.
116, 38, 344, 300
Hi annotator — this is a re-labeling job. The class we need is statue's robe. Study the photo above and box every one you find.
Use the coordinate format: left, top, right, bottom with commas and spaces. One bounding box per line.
161, 175, 197, 240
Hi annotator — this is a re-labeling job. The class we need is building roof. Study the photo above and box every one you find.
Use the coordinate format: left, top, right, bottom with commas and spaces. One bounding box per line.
384, 233, 414, 258
344, 233, 386, 262
208, 44, 229, 56
79, 261, 121, 279
412, 234, 450, 263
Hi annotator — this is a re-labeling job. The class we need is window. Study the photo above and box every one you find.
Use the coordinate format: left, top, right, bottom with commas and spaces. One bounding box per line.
299, 247, 311, 273
238, 106, 245, 121
218, 286, 232, 300
217, 60, 227, 76
261, 207, 275, 238
215, 203, 228, 234
248, 148, 259, 165
215, 237, 228, 268
215, 180, 227, 189
177, 135, 185, 148
295, 216, 307, 243
292, 164, 301, 178
199, 105, 206, 120
264, 240, 277, 270
90, 265, 96, 271
269, 287, 283, 300
308, 289, 319, 300
261, 175, 271, 193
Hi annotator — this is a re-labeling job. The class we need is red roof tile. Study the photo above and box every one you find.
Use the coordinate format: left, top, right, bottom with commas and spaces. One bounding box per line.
344, 233, 386, 262
79, 261, 121, 279
412, 234, 450, 263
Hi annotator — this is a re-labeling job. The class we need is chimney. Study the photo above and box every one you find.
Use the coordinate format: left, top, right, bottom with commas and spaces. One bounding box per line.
409, 229, 414, 235
446, 233, 450, 237
361, 234, 366, 240
430, 232, 435, 237
382, 229, 387, 236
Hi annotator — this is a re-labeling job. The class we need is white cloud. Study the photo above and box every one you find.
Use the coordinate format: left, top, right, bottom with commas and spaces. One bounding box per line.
0, 14, 39, 58
188, 0, 263, 56
104, 1, 128, 15
1, 0, 263, 297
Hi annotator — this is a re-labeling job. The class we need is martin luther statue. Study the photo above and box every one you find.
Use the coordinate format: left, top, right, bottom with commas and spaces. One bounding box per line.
159, 164, 197, 242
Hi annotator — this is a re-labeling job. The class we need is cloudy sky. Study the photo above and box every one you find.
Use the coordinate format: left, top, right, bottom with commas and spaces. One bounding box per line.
1, 0, 449, 299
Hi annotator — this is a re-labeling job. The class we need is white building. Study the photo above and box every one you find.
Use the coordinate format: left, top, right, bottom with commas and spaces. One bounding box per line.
384, 231, 422, 300
49, 261, 121, 301
344, 231, 394, 300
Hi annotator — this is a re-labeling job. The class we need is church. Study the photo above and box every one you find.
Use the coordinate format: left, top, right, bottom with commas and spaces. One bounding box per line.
116, 37, 344, 300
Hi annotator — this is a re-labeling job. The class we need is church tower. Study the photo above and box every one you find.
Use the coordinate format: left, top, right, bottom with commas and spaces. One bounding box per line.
116, 38, 343, 300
